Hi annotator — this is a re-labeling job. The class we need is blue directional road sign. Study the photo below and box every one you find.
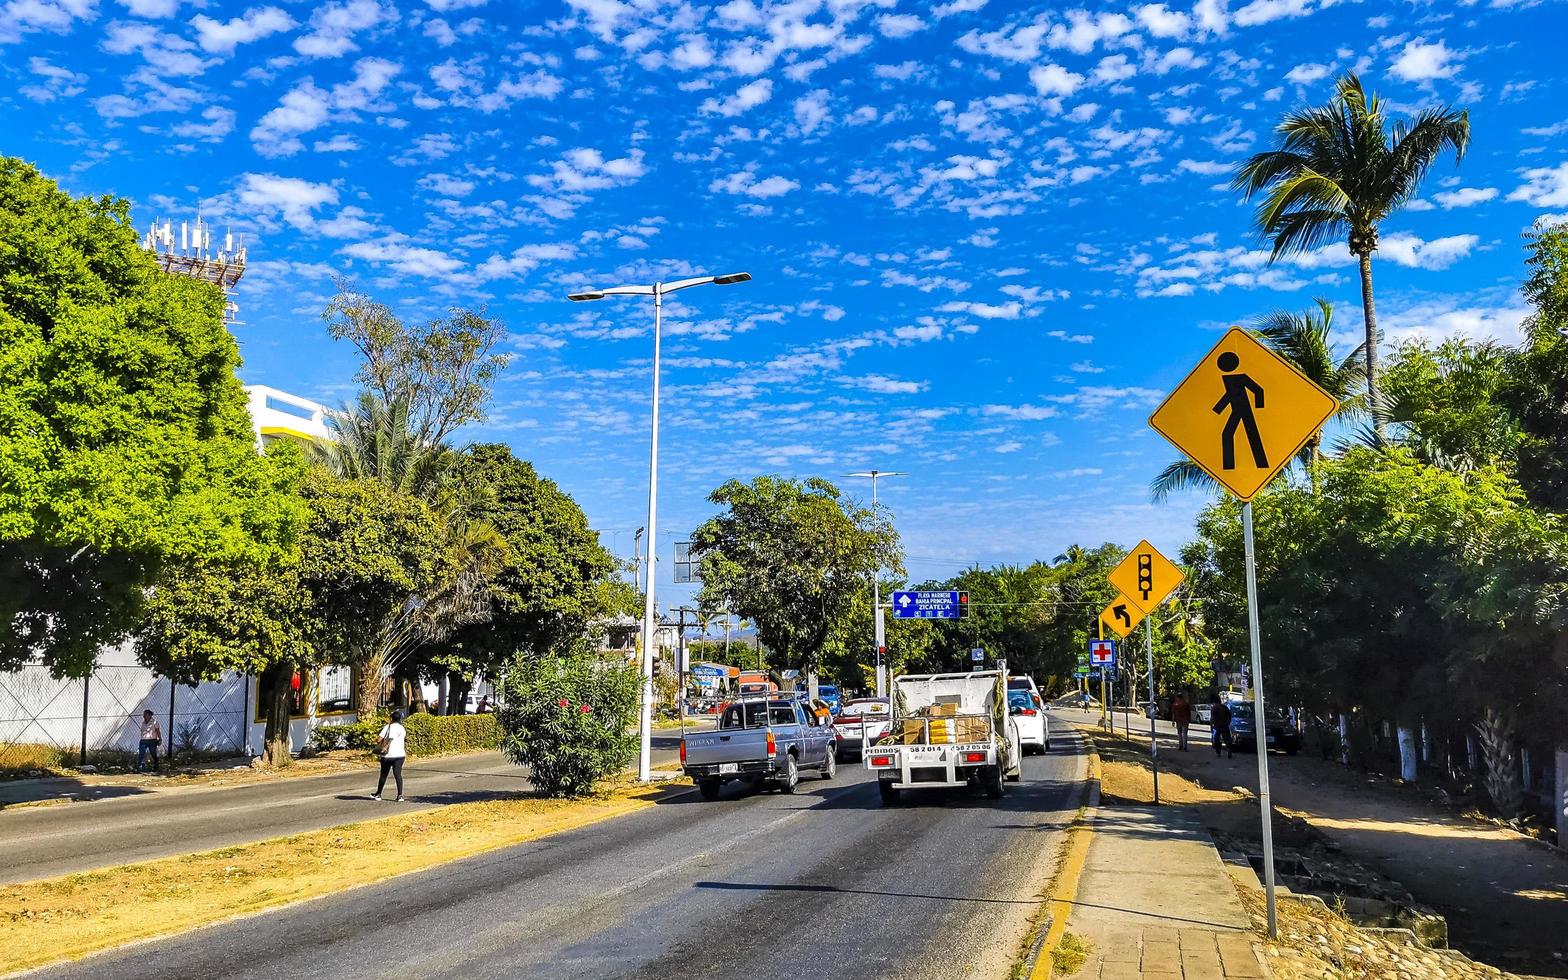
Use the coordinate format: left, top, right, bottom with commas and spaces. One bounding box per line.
892, 590, 961, 619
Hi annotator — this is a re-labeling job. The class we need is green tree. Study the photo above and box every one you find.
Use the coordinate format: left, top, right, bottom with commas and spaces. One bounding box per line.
302, 472, 456, 718
323, 280, 510, 447
436, 444, 614, 709
691, 476, 899, 675
0, 156, 304, 676
1233, 74, 1470, 441
1508, 222, 1568, 510
1152, 300, 1363, 500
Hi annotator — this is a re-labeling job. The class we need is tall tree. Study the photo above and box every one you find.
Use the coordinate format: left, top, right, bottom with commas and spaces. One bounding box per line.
435, 444, 615, 709
1233, 74, 1470, 442
323, 281, 510, 448
0, 156, 303, 676
691, 477, 899, 675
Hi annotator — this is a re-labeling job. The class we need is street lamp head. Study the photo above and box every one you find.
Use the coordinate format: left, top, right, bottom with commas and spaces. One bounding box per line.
567, 290, 605, 302
712, 272, 752, 285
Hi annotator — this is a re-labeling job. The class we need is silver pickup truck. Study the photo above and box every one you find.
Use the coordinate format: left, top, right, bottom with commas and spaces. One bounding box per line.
680, 694, 836, 800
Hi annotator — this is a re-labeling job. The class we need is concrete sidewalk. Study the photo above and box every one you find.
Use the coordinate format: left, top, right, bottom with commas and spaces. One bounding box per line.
1063, 806, 1268, 980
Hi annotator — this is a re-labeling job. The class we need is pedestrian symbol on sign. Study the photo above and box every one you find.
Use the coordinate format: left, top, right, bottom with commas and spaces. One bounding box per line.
1213, 351, 1267, 470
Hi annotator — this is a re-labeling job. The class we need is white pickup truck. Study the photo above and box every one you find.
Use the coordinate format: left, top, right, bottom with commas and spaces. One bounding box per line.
864, 669, 1022, 805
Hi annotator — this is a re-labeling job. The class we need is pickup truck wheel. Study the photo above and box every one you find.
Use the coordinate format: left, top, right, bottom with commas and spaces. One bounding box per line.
778, 753, 799, 794
981, 765, 1005, 799
878, 779, 900, 805
697, 779, 722, 801
821, 749, 837, 780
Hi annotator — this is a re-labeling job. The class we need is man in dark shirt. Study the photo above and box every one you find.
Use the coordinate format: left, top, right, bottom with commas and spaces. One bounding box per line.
1210, 696, 1234, 759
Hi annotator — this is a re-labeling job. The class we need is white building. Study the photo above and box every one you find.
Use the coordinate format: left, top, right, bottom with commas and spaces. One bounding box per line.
245, 384, 333, 447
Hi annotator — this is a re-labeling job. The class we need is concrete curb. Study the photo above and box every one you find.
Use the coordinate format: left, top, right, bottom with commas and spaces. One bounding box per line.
1020, 731, 1102, 980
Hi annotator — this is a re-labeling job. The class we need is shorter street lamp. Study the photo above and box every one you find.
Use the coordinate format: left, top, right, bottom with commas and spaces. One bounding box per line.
567, 272, 752, 782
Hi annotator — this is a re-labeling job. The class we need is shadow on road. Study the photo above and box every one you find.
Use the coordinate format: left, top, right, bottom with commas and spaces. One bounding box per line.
693, 879, 1037, 905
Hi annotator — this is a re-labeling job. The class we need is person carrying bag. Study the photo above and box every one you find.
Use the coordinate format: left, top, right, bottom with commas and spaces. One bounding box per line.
371, 710, 407, 802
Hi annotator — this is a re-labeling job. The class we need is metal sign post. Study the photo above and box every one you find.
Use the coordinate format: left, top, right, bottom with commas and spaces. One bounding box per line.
1146, 614, 1158, 804
874, 605, 887, 698
1147, 327, 1338, 940
1242, 502, 1277, 935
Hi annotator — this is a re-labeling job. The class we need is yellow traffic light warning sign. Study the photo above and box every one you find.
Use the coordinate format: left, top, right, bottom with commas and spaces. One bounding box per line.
1099, 594, 1145, 639
1109, 539, 1185, 616
1148, 327, 1338, 502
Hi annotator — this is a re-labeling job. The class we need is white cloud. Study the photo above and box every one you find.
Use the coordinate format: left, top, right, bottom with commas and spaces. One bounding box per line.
1377, 299, 1530, 347
1136, 3, 1189, 37
20, 56, 85, 102
474, 242, 577, 280
250, 81, 332, 156
933, 0, 986, 16
1389, 37, 1460, 82
938, 300, 1025, 319
710, 166, 799, 199
794, 90, 830, 135
1433, 186, 1497, 209
1092, 54, 1136, 84
1048, 10, 1132, 55
1178, 159, 1230, 175
171, 105, 236, 141
980, 404, 1058, 420
1378, 233, 1478, 270
876, 13, 925, 38
839, 373, 927, 394
293, 0, 388, 58
701, 77, 772, 116
994, 440, 1024, 453
1508, 163, 1568, 208
1048, 330, 1094, 344
341, 236, 464, 277
1285, 62, 1331, 85
1232, 0, 1312, 28
237, 173, 340, 229
1030, 63, 1084, 97
191, 6, 294, 54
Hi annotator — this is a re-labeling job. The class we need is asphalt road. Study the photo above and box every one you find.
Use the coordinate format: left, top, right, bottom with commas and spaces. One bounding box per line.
30, 730, 1090, 980
0, 734, 686, 885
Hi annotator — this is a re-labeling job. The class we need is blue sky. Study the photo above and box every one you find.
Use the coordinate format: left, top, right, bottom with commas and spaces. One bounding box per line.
5, 0, 1567, 602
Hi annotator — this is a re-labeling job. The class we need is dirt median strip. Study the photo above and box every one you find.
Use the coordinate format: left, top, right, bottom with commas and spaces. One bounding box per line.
0, 779, 691, 976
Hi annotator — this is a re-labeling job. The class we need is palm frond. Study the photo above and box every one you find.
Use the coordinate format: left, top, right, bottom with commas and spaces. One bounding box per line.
1150, 459, 1218, 503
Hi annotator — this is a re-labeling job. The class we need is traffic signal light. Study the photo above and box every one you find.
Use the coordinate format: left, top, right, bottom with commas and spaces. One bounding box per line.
958, 591, 969, 618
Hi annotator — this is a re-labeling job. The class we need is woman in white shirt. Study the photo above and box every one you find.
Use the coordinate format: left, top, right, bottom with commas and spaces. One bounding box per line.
371, 710, 407, 802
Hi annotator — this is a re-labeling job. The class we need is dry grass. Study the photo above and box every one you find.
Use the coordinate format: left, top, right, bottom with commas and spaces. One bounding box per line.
1052, 932, 1093, 976
0, 779, 688, 975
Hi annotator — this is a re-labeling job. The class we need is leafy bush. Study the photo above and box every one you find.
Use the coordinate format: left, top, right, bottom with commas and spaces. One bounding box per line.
498, 645, 640, 797
308, 712, 499, 756
310, 718, 383, 753
403, 712, 499, 757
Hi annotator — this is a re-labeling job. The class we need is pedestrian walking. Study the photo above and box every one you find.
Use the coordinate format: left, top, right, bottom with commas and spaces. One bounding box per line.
1171, 692, 1192, 751
372, 710, 407, 802
134, 709, 162, 773
1210, 696, 1234, 759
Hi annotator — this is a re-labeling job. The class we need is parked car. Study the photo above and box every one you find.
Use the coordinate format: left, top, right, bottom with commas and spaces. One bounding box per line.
680, 694, 836, 799
833, 697, 892, 760
1007, 688, 1050, 754
1228, 703, 1301, 755
1195, 702, 1213, 724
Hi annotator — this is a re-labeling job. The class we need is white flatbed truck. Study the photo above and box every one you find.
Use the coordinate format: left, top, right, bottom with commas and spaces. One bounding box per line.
863, 668, 1022, 805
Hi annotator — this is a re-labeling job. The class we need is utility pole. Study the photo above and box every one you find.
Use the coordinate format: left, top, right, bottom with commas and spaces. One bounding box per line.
845, 470, 905, 697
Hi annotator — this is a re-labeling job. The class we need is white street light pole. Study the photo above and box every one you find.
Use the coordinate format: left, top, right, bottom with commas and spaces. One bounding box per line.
846, 470, 905, 698
569, 272, 751, 782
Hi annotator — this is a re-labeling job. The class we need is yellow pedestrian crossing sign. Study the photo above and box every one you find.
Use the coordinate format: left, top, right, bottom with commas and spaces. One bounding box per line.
1099, 594, 1144, 639
1109, 540, 1185, 616
1148, 327, 1338, 502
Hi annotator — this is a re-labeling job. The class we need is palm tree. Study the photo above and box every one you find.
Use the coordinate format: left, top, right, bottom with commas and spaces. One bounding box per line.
314, 391, 506, 717
1151, 300, 1365, 500
1232, 73, 1470, 444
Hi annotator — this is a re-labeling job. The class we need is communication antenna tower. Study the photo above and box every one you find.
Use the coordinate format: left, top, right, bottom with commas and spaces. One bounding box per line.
141, 212, 248, 322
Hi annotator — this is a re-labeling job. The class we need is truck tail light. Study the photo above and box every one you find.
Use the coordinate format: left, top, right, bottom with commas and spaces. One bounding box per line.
963, 751, 986, 763
868, 755, 893, 767
1019, 708, 1038, 716
679, 738, 686, 764
766, 731, 776, 757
